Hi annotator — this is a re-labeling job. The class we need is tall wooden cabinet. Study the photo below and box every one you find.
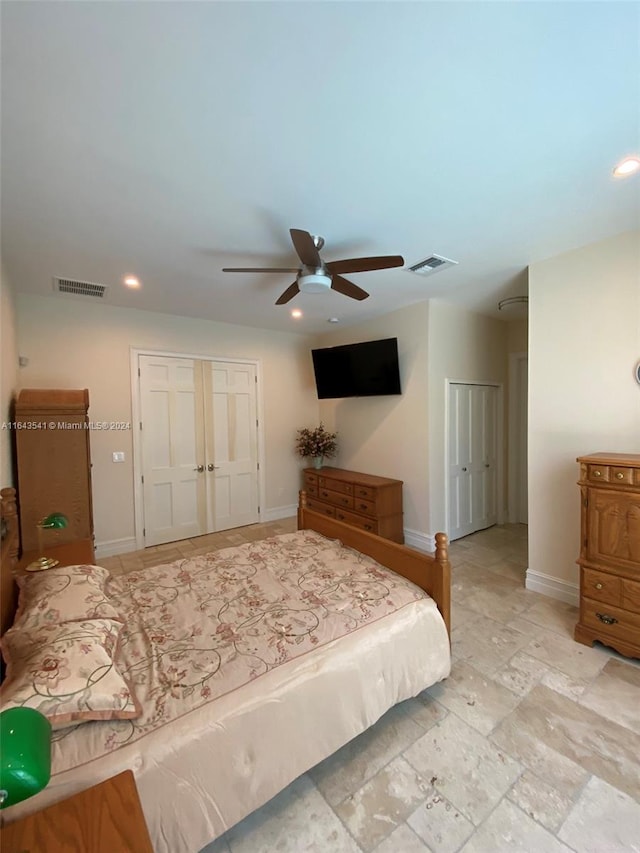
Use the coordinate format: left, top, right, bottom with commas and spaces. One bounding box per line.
574, 452, 640, 660
303, 467, 404, 543
15, 389, 94, 552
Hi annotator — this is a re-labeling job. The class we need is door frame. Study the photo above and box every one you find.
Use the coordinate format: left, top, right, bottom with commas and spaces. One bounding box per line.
508, 352, 528, 524
444, 378, 505, 539
130, 347, 265, 551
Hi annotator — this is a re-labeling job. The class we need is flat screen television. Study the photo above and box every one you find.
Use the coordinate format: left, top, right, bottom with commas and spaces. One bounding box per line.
311, 338, 402, 399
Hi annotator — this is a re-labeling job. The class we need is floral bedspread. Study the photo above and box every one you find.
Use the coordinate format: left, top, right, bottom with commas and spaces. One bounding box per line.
50, 530, 427, 769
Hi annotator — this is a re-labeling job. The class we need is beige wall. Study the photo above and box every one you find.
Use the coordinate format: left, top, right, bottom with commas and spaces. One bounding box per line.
427, 300, 509, 534
528, 229, 640, 591
16, 294, 319, 551
507, 318, 528, 354
1, 266, 19, 486
315, 299, 509, 543
316, 302, 430, 538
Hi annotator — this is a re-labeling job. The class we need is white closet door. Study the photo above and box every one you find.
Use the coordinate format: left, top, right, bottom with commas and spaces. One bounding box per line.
139, 356, 206, 546
448, 383, 498, 541
204, 361, 259, 531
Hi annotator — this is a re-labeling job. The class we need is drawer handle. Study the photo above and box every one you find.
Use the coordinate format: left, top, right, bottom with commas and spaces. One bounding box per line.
593, 470, 602, 477
596, 613, 618, 625
364, 524, 372, 531
337, 513, 345, 520
359, 503, 368, 510
321, 491, 329, 498
595, 582, 603, 590
341, 497, 349, 505
615, 472, 624, 480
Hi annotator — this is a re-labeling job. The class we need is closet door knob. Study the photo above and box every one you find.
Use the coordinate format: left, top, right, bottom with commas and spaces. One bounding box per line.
207, 464, 219, 471
194, 465, 204, 472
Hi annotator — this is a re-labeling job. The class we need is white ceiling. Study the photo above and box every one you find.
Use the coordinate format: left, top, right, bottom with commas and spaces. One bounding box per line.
2, 2, 638, 335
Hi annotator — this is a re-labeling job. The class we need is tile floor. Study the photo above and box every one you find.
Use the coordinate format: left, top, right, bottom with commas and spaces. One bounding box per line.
100, 522, 640, 853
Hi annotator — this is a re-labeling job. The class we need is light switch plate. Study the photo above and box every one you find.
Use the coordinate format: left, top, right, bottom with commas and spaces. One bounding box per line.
112, 451, 125, 463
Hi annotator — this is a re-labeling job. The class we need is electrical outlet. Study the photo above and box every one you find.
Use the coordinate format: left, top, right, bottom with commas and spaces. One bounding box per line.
112, 451, 125, 463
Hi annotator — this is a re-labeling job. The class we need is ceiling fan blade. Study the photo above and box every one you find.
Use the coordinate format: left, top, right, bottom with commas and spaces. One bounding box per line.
222, 267, 299, 273
275, 281, 300, 305
326, 255, 404, 275
290, 229, 322, 268
331, 275, 369, 301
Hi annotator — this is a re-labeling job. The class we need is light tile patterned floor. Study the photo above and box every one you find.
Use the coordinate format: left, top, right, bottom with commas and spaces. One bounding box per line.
101, 522, 640, 853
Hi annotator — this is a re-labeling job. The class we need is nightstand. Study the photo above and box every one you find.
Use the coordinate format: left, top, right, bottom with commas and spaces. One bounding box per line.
16, 538, 96, 575
0, 770, 153, 852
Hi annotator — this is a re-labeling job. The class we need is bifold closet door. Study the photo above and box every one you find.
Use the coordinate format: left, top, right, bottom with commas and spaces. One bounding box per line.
448, 383, 498, 541
204, 362, 259, 531
139, 355, 259, 546
139, 356, 206, 546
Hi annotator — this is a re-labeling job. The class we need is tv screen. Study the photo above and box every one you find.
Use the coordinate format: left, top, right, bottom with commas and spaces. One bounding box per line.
311, 338, 402, 399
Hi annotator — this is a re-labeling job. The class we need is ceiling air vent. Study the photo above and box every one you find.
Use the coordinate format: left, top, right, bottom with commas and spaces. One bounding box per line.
53, 277, 108, 298
408, 254, 458, 276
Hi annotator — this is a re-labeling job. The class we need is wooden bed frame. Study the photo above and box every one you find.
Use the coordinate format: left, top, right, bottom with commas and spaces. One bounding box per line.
1, 487, 19, 640
298, 490, 451, 638
0, 487, 450, 642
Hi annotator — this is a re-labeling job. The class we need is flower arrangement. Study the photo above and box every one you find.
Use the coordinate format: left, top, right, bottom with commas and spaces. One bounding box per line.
295, 423, 337, 460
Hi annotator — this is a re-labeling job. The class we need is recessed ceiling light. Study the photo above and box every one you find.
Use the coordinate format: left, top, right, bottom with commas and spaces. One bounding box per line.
123, 275, 141, 288
328, 317, 339, 323
613, 156, 640, 178
290, 308, 302, 319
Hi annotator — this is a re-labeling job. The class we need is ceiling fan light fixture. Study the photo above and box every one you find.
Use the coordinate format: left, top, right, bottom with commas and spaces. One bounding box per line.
298, 272, 332, 294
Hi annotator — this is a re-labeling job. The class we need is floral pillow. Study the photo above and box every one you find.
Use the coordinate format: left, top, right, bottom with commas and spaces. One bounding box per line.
14, 564, 122, 628
0, 619, 141, 729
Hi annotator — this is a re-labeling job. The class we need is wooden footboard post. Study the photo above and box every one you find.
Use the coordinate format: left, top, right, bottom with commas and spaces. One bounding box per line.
297, 490, 307, 530
434, 532, 451, 642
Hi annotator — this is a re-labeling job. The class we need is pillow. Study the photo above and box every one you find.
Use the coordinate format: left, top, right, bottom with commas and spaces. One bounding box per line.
14, 564, 122, 629
0, 619, 141, 729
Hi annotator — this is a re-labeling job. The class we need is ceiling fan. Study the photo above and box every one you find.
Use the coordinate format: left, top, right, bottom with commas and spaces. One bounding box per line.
222, 228, 404, 305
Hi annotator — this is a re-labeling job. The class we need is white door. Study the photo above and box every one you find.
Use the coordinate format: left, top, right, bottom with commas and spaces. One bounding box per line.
516, 356, 528, 523
139, 355, 206, 546
448, 383, 498, 540
204, 361, 259, 531
139, 355, 260, 546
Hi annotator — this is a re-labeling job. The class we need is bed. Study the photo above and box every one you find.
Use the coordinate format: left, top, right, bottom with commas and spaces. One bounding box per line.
0, 487, 451, 852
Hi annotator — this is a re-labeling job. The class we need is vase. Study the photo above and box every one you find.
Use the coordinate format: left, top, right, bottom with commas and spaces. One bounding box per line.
312, 456, 324, 470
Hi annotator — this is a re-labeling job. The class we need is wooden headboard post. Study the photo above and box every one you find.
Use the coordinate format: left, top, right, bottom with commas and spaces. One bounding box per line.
1, 486, 20, 638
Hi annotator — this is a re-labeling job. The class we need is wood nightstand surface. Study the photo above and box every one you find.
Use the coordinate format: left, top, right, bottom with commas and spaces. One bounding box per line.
0, 770, 153, 853
16, 538, 96, 575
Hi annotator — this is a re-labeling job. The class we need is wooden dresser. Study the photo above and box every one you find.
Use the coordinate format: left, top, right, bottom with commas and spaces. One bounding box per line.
574, 452, 640, 659
303, 467, 404, 543
15, 389, 94, 552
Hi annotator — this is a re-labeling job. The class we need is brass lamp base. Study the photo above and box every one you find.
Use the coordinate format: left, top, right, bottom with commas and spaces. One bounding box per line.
26, 556, 60, 572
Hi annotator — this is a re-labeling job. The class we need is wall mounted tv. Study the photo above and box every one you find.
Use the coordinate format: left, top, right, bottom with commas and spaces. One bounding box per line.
311, 337, 402, 399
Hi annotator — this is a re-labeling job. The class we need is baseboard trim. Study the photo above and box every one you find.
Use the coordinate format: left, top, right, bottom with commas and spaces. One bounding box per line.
525, 569, 579, 606
95, 537, 138, 559
404, 529, 436, 553
262, 504, 298, 523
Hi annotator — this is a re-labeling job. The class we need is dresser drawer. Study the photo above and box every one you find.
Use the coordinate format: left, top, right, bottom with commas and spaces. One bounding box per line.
610, 467, 634, 486
353, 484, 375, 500
334, 508, 378, 534
318, 488, 354, 509
306, 497, 336, 518
622, 578, 640, 612
318, 477, 353, 496
304, 472, 318, 489
305, 483, 318, 497
352, 497, 376, 517
587, 464, 609, 483
582, 598, 640, 644
582, 568, 622, 606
